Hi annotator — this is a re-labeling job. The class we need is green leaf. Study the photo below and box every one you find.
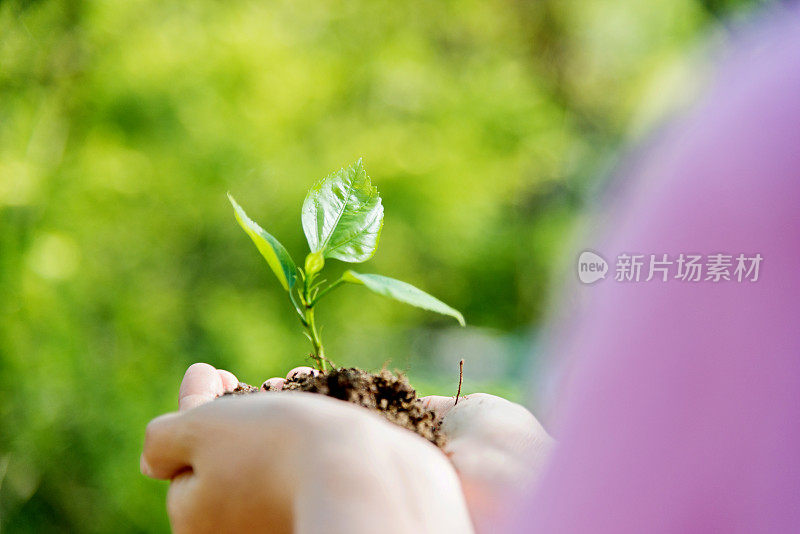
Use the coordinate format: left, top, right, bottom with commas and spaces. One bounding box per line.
228, 193, 297, 291
342, 271, 465, 326
304, 251, 325, 276
301, 159, 384, 263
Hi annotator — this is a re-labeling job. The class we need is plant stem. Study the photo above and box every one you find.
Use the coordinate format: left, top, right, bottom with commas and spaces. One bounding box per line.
455, 358, 464, 405
295, 270, 328, 372
303, 305, 326, 372
310, 277, 345, 307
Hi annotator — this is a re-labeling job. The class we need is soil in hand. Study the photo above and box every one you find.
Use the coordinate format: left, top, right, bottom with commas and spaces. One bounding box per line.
223, 367, 445, 447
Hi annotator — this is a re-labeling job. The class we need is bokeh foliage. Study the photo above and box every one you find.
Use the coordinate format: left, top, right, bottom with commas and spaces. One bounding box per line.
0, 0, 763, 531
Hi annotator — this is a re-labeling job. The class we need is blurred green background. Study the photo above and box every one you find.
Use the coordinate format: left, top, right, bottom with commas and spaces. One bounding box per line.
0, 0, 764, 531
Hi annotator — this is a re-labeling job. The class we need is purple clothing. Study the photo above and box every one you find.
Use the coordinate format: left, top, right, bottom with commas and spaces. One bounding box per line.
516, 10, 800, 534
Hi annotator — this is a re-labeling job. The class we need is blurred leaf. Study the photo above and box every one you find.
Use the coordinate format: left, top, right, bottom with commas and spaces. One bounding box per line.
301, 159, 384, 263
228, 193, 297, 290
343, 270, 465, 326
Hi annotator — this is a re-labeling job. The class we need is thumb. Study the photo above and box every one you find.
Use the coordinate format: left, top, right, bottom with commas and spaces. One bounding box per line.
141, 412, 195, 480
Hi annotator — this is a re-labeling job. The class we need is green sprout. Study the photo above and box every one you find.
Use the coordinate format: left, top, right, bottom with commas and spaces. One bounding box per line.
228, 159, 465, 372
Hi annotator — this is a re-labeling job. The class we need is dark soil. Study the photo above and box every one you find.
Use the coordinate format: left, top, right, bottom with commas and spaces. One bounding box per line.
222, 367, 445, 448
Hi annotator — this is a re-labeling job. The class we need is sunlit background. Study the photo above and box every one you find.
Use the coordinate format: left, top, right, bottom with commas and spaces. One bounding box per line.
0, 0, 766, 531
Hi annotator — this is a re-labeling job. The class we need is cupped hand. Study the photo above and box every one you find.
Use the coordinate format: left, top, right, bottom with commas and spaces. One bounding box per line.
421, 394, 555, 530
141, 363, 474, 534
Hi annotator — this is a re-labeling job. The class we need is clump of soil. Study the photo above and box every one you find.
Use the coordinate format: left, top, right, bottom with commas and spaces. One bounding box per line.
223, 367, 444, 447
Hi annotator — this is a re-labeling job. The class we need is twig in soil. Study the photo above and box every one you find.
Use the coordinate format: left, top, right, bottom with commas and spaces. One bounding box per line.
454, 359, 464, 405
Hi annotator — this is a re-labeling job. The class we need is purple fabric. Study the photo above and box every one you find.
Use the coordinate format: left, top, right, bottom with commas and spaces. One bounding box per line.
515, 10, 800, 534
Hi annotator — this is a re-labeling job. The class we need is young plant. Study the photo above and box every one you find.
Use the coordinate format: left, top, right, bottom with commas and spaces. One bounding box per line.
228, 159, 465, 372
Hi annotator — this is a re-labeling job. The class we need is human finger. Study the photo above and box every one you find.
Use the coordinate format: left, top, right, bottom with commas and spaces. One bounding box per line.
420, 394, 464, 422
218, 369, 239, 392
179, 363, 224, 411
286, 366, 319, 380
141, 412, 195, 480
261, 377, 286, 391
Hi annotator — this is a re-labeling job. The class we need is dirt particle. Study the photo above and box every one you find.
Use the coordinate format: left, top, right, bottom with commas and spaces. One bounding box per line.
228, 382, 260, 395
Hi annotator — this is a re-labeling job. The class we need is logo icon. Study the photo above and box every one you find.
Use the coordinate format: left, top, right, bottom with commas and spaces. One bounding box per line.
578, 251, 608, 284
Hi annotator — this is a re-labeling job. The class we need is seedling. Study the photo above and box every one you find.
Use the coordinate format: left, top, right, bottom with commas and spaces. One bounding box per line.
228, 159, 465, 372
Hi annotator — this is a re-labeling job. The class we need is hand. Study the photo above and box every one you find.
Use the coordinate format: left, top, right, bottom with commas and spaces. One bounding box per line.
141, 364, 474, 534
421, 394, 555, 531
238, 366, 556, 521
